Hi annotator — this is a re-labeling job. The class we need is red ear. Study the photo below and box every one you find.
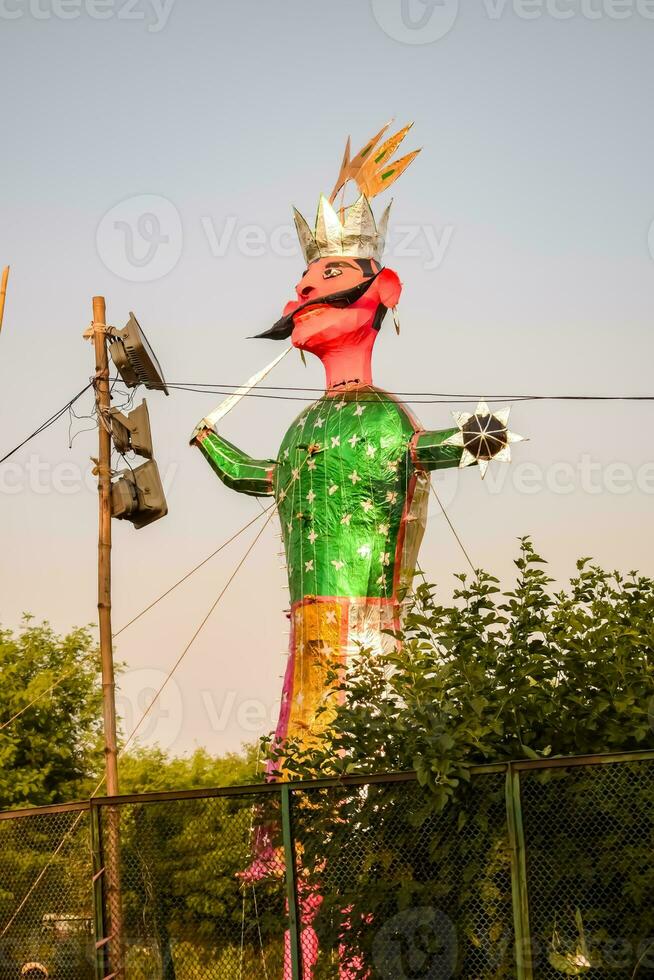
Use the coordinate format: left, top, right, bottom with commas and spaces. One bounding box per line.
376, 268, 402, 309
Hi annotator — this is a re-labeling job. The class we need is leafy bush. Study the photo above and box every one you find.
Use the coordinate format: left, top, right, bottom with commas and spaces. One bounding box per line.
270, 540, 654, 977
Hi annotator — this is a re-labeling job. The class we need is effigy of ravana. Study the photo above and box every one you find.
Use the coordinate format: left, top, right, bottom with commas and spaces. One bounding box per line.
191, 122, 524, 760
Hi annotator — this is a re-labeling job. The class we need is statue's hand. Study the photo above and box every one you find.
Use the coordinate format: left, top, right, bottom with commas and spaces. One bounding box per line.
442, 401, 525, 478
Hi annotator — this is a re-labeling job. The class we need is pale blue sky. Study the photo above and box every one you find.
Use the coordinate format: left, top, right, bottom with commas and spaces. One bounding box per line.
1, 0, 653, 755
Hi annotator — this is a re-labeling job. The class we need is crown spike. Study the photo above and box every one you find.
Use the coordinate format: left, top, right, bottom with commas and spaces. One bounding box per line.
315, 195, 344, 255
376, 200, 393, 258
293, 207, 320, 264
341, 194, 377, 258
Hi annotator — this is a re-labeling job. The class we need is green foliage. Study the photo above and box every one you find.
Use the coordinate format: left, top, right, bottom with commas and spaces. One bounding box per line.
119, 743, 261, 795
0, 618, 104, 809
271, 540, 654, 977
277, 538, 654, 786
116, 748, 284, 977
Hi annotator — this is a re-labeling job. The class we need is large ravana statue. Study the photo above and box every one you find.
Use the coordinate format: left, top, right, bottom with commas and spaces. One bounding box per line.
191, 122, 523, 758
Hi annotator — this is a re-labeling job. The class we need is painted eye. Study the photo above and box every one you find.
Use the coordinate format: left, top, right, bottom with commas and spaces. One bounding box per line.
323, 267, 343, 279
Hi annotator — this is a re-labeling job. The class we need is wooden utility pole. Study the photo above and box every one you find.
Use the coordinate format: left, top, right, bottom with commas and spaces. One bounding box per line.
0, 266, 10, 334
91, 296, 124, 978
93, 295, 120, 796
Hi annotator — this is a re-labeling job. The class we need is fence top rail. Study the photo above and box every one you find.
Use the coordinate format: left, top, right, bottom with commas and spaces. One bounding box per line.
2, 749, 653, 819
0, 799, 90, 822
90, 769, 419, 807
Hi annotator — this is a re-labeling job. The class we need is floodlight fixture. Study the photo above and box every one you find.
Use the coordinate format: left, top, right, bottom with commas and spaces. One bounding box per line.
110, 400, 153, 458
109, 313, 168, 394
111, 459, 168, 529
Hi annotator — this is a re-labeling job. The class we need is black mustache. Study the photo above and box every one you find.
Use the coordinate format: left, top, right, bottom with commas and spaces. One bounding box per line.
252, 272, 381, 341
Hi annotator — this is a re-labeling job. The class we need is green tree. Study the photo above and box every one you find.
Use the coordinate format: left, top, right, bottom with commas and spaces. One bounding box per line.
115, 746, 283, 979
273, 540, 654, 977
119, 743, 260, 794
0, 619, 103, 810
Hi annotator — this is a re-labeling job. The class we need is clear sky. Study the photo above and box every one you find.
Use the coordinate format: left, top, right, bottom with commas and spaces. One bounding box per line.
0, 0, 653, 756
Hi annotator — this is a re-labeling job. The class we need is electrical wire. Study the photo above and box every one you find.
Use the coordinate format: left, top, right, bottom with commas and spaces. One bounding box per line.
430, 482, 478, 580
0, 383, 94, 465
0, 503, 280, 942
118, 504, 280, 756
147, 379, 654, 399
112, 505, 274, 638
157, 382, 654, 405
0, 668, 77, 732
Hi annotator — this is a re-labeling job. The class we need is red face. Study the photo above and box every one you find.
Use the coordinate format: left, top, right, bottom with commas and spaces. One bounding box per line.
282, 257, 402, 357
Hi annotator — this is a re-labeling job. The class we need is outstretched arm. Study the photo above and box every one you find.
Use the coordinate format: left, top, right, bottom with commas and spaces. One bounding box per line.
411, 427, 463, 471
193, 427, 276, 497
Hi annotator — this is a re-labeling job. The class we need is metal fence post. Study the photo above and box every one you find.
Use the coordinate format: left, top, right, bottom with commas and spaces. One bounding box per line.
506, 765, 533, 980
281, 785, 303, 980
90, 802, 107, 980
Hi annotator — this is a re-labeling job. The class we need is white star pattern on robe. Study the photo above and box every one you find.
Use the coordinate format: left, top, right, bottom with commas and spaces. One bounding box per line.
341, 513, 352, 525
354, 404, 365, 416
305, 559, 314, 572
348, 434, 360, 448
329, 484, 339, 496
308, 530, 318, 544
325, 610, 337, 625
331, 560, 345, 570
361, 499, 374, 513
349, 470, 361, 484
306, 490, 316, 503
314, 417, 325, 428
307, 458, 317, 470
331, 436, 340, 448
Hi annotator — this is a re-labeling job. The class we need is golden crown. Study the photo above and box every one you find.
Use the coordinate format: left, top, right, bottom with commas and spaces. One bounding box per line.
293, 122, 421, 265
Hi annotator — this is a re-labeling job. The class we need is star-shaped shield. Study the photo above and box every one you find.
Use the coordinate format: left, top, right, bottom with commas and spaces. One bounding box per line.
443, 401, 525, 479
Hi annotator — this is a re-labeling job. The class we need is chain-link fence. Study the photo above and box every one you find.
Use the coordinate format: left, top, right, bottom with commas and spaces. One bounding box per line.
1, 752, 654, 979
